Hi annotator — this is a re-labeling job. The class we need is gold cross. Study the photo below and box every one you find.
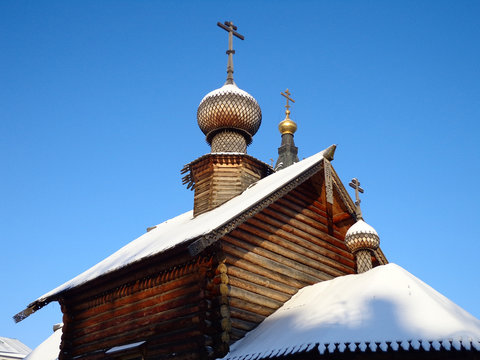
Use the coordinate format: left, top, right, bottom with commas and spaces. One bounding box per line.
281, 89, 295, 111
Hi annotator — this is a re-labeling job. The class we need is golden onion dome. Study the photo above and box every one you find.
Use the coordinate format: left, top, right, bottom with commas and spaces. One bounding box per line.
278, 110, 297, 135
345, 219, 380, 254
197, 83, 262, 145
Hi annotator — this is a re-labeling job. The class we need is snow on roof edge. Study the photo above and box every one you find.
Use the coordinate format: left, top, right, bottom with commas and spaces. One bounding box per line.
19, 146, 333, 320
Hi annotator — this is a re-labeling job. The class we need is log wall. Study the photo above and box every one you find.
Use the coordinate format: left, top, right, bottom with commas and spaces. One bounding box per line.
60, 256, 223, 360
219, 177, 356, 342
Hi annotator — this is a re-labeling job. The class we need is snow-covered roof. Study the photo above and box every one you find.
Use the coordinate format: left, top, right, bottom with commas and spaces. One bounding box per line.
345, 219, 378, 237
21, 146, 334, 319
199, 83, 257, 104
0, 337, 31, 359
222, 264, 480, 359
23, 328, 61, 360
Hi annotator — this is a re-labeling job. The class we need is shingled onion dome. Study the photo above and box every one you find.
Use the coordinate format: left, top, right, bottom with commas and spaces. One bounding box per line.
345, 220, 380, 274
197, 84, 262, 153
197, 21, 262, 153
345, 178, 380, 274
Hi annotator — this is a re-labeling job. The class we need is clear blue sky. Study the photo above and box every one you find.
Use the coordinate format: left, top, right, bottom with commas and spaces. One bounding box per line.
1, 0, 479, 349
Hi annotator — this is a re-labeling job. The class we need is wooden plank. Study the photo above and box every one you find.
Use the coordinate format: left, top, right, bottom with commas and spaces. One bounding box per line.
261, 207, 352, 255
72, 302, 204, 346
236, 222, 350, 275
227, 265, 298, 295
229, 287, 283, 310
229, 297, 276, 317
222, 250, 308, 288
71, 273, 200, 317
222, 240, 323, 285
228, 276, 291, 302
73, 288, 204, 337
231, 317, 258, 332
250, 214, 354, 267
225, 233, 333, 281
229, 307, 266, 324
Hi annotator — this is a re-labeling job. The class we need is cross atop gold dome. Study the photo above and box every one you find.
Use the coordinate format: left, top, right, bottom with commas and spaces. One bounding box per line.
279, 89, 297, 135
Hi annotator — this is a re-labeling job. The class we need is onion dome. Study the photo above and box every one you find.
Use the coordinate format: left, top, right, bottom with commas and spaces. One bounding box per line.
345, 219, 380, 254
278, 109, 297, 135
197, 83, 262, 153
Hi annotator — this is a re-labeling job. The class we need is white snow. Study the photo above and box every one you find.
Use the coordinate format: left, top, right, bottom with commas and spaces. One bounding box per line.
24, 328, 62, 360
0, 337, 31, 358
30, 147, 331, 308
105, 341, 145, 354
345, 219, 378, 237
199, 83, 257, 104
222, 263, 480, 359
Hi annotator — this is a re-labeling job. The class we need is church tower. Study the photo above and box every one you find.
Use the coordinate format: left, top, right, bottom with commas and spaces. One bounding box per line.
182, 21, 272, 216
275, 89, 299, 170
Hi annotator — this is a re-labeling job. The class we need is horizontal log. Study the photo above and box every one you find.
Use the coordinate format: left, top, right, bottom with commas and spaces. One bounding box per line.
231, 317, 258, 332
73, 278, 202, 325
268, 201, 340, 238
276, 197, 329, 228
235, 223, 348, 276
228, 283, 284, 309
229, 297, 277, 317
72, 316, 205, 356
224, 235, 329, 282
65, 253, 207, 306
259, 209, 354, 259
230, 327, 247, 342
291, 186, 327, 212
227, 265, 298, 295
71, 268, 200, 313
141, 334, 206, 359
332, 212, 353, 224
283, 193, 328, 221
229, 306, 266, 324
223, 251, 307, 289
73, 289, 204, 338
228, 276, 290, 302
72, 302, 204, 347
249, 214, 354, 268
222, 242, 317, 286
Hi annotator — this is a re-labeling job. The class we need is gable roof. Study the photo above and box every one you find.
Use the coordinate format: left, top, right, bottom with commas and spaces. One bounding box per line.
17, 145, 344, 322
221, 263, 480, 359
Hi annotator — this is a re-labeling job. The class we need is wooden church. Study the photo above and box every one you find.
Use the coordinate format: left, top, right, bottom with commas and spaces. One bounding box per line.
17, 22, 480, 360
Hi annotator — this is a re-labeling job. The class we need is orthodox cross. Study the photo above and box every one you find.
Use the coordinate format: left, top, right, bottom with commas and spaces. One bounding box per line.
349, 178, 364, 219
217, 21, 244, 85
281, 89, 295, 112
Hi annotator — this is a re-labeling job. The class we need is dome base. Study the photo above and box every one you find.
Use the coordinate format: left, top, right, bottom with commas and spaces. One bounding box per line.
211, 131, 247, 153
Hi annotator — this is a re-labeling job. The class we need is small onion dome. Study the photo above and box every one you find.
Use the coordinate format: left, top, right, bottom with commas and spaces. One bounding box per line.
345, 219, 380, 254
278, 110, 297, 135
197, 83, 262, 145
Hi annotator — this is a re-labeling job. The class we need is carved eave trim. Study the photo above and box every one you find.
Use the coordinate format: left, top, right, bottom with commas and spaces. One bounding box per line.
188, 159, 326, 256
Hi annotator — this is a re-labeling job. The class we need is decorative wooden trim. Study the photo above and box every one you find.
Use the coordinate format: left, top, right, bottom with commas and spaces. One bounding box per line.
188, 160, 325, 256
324, 158, 334, 205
